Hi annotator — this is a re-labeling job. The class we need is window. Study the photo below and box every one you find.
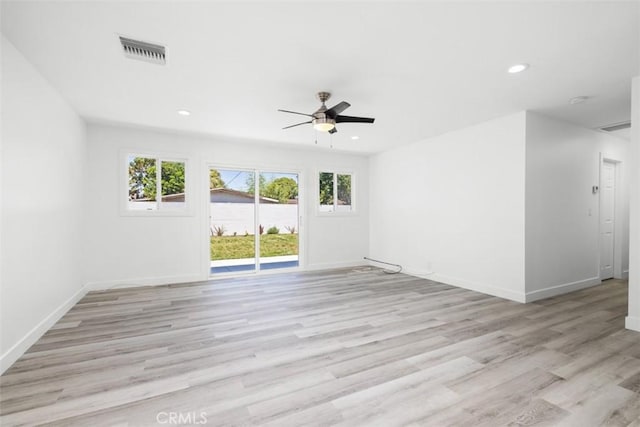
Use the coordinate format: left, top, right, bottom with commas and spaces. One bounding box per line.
319, 171, 353, 213
127, 154, 187, 212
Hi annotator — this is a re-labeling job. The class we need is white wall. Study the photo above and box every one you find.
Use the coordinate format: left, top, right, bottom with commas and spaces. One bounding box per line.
84, 124, 369, 288
369, 112, 527, 302
1, 36, 87, 372
525, 112, 630, 302
628, 76, 640, 332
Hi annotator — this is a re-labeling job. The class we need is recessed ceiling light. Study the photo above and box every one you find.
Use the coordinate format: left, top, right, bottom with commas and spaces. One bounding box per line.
569, 96, 589, 105
351, 136, 360, 140
508, 63, 529, 74
177, 109, 191, 116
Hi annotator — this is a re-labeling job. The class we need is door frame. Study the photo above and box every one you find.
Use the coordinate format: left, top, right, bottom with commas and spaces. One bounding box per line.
599, 153, 625, 280
204, 162, 304, 278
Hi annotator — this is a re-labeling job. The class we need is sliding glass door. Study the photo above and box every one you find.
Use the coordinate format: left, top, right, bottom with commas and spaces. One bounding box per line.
209, 167, 299, 275
209, 168, 256, 273
258, 171, 299, 270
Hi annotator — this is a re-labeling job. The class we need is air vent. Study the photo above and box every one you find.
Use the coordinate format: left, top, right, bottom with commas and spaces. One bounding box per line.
119, 36, 166, 65
600, 121, 631, 132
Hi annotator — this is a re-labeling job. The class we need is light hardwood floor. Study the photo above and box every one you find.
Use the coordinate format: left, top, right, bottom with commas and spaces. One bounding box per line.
1, 268, 639, 426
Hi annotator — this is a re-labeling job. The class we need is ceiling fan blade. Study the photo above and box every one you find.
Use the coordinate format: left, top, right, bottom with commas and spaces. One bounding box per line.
328, 127, 338, 134
278, 109, 314, 117
335, 115, 375, 123
326, 101, 351, 118
282, 120, 312, 130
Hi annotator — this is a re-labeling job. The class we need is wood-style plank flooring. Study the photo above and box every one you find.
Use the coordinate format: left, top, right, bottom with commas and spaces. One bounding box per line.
1, 268, 639, 426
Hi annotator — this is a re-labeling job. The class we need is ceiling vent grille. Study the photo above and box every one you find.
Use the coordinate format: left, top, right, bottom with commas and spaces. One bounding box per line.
599, 121, 631, 132
119, 36, 166, 65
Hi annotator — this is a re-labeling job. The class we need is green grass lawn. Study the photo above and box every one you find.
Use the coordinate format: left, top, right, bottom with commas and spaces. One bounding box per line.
211, 234, 298, 260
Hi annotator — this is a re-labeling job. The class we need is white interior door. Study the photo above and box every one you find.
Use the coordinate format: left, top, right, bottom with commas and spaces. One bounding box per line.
599, 160, 616, 280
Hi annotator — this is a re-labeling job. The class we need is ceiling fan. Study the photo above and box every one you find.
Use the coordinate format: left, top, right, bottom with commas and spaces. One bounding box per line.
278, 92, 375, 134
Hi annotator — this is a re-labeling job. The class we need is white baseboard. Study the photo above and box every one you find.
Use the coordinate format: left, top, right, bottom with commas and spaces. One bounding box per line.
426, 273, 527, 303
393, 265, 433, 278
85, 274, 206, 291
626, 316, 640, 332
525, 277, 601, 303
0, 285, 89, 375
88, 263, 372, 291
306, 260, 367, 271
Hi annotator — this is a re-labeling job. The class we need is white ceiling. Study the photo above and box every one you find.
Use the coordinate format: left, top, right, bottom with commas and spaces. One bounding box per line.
1, 1, 638, 153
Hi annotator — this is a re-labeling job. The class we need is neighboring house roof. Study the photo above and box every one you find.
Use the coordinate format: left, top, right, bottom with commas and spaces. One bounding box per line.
160, 188, 297, 204
159, 193, 185, 202
210, 188, 279, 204
210, 188, 279, 203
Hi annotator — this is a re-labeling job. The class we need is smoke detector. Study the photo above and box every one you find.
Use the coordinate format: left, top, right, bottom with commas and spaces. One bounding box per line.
119, 36, 166, 65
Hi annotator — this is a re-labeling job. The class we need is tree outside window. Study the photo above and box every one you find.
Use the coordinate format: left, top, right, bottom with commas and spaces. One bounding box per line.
319, 172, 353, 213
127, 155, 187, 211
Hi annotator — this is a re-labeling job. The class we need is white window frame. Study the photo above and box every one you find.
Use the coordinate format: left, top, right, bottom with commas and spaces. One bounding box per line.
122, 151, 192, 216
317, 170, 356, 215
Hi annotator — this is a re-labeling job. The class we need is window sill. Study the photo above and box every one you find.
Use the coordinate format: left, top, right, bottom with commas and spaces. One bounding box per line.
120, 209, 195, 217
316, 211, 358, 217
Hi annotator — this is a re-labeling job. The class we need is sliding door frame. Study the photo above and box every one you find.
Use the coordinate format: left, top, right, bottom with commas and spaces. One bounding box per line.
204, 162, 304, 278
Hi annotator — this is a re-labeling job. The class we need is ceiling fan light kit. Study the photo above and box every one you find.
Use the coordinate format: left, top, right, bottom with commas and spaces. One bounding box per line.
313, 117, 336, 132
279, 92, 375, 135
